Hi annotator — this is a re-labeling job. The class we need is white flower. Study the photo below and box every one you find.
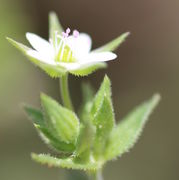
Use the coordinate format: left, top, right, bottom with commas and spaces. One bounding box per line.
26, 28, 117, 72
7, 12, 129, 77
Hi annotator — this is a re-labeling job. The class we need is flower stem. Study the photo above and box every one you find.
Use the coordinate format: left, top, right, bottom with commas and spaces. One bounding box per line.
59, 74, 74, 111
88, 170, 104, 180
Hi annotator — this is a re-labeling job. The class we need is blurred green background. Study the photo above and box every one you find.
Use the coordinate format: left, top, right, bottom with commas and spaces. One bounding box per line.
0, 0, 178, 179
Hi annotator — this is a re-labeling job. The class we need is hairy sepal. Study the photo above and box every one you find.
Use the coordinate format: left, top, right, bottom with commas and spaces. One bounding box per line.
93, 32, 130, 52
7, 37, 67, 78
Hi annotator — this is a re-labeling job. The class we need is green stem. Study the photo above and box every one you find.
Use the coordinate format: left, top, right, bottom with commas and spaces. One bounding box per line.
88, 170, 103, 180
60, 74, 74, 111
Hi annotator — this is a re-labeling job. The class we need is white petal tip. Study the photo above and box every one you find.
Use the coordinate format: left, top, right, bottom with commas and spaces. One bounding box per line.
26, 32, 33, 38
112, 53, 117, 59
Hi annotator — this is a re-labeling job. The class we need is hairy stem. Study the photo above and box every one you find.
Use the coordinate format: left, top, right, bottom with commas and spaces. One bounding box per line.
59, 74, 74, 111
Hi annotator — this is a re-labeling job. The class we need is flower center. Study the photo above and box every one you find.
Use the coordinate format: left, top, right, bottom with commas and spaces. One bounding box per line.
52, 28, 79, 63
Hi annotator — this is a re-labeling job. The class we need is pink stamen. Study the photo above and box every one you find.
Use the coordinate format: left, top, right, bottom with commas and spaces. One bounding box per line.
62, 32, 68, 38
73, 30, 79, 38
66, 28, 71, 34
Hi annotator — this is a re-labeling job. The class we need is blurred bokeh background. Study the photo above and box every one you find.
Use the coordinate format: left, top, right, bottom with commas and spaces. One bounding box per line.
0, 0, 178, 179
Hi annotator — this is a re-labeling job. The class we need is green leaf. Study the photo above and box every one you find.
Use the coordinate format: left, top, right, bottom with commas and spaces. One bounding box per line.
104, 94, 161, 161
91, 75, 111, 116
41, 93, 80, 144
36, 125, 75, 153
49, 11, 64, 39
23, 105, 75, 152
7, 37, 67, 78
70, 62, 107, 76
93, 95, 114, 159
93, 32, 130, 52
23, 104, 45, 127
74, 121, 95, 163
31, 153, 102, 171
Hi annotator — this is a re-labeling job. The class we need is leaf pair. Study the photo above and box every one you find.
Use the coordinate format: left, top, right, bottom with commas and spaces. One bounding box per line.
78, 76, 160, 163
25, 76, 160, 171
24, 93, 101, 170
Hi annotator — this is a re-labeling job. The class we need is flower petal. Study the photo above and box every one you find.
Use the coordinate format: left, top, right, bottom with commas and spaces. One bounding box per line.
66, 33, 92, 58
27, 50, 55, 65
58, 61, 107, 76
26, 50, 67, 77
26, 33, 54, 58
58, 62, 82, 70
58, 51, 116, 71
79, 52, 117, 63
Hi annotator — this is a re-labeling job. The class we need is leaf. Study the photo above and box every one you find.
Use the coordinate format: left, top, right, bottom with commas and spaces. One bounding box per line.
91, 75, 111, 116
23, 105, 75, 152
93, 95, 114, 159
49, 11, 64, 39
85, 75, 114, 159
70, 62, 107, 76
36, 125, 75, 153
7, 37, 67, 78
31, 153, 102, 171
23, 104, 45, 127
74, 121, 95, 163
93, 32, 130, 52
41, 93, 80, 144
104, 94, 161, 161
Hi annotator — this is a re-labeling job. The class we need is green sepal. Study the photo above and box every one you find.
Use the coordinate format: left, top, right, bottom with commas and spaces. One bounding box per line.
49, 11, 64, 39
23, 105, 75, 153
31, 153, 102, 171
93, 95, 114, 159
70, 62, 107, 77
104, 94, 161, 161
29, 56, 67, 78
93, 32, 130, 52
91, 75, 111, 116
40, 93, 80, 144
7, 37, 67, 78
